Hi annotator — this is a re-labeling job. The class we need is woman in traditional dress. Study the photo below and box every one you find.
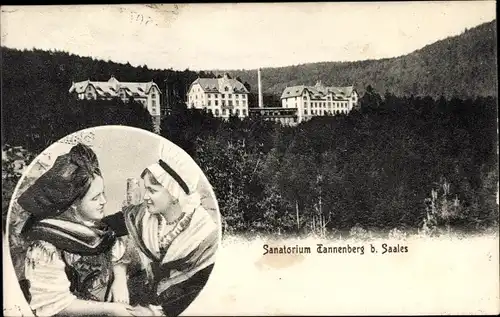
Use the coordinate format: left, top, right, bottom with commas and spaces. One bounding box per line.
123, 143, 219, 317
17, 143, 136, 316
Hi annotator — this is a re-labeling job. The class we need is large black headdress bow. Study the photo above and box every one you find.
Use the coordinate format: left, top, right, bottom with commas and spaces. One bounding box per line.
17, 143, 101, 219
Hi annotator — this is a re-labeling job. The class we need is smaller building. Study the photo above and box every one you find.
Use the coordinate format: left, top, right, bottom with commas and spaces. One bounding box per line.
69, 76, 162, 130
248, 107, 299, 126
186, 73, 250, 119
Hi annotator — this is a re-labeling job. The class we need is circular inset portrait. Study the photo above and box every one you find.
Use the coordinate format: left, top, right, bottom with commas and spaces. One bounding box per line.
6, 126, 222, 317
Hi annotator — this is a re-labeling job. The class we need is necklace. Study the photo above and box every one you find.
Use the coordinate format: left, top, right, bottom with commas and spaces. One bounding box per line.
157, 213, 184, 250
159, 212, 184, 226
157, 210, 195, 255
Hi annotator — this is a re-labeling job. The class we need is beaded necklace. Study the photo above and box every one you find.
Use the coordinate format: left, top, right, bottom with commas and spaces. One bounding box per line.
157, 209, 195, 256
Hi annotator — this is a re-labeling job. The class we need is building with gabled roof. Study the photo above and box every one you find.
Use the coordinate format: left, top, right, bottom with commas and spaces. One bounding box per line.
69, 76, 162, 131
281, 81, 359, 123
186, 73, 250, 119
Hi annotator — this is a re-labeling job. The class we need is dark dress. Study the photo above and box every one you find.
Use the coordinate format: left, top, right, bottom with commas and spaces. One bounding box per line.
128, 263, 214, 317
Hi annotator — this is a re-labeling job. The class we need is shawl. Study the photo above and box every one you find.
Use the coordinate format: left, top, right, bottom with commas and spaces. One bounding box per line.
124, 194, 218, 296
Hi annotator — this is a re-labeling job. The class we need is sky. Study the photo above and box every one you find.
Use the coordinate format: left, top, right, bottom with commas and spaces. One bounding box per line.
0, 2, 496, 71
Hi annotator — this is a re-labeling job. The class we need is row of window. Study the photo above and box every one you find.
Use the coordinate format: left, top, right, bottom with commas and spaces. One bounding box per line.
285, 100, 350, 107
209, 93, 246, 99
204, 108, 248, 116
305, 101, 349, 108
191, 100, 248, 107
284, 102, 350, 109
284, 95, 356, 102
191, 93, 247, 100
304, 109, 348, 115
209, 100, 247, 107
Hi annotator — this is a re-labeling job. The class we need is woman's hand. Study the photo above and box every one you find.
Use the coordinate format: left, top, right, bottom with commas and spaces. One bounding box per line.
106, 302, 136, 316
128, 304, 166, 316
109, 279, 130, 303
109, 264, 130, 304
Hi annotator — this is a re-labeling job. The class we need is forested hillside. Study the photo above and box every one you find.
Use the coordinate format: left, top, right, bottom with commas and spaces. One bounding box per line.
2, 19, 498, 237
158, 94, 498, 236
1, 47, 215, 149
211, 20, 497, 103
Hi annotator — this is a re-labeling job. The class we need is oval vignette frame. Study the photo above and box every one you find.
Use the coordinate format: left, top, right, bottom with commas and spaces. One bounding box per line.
4, 125, 223, 317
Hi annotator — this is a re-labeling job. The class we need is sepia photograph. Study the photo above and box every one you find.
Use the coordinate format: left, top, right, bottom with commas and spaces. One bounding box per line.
2, 2, 498, 316
6, 127, 221, 316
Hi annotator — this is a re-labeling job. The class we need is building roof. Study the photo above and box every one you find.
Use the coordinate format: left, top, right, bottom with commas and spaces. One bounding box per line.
189, 73, 249, 94
281, 82, 355, 100
69, 76, 161, 98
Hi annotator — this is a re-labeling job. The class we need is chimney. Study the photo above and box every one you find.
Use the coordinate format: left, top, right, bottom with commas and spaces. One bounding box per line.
258, 68, 263, 108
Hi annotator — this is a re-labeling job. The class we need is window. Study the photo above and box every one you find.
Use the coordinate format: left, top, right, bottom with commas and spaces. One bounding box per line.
208, 101, 211, 106
152, 100, 156, 107
196, 95, 198, 99
304, 109, 307, 115
225, 86, 229, 91
242, 109, 247, 116
236, 109, 240, 116
229, 100, 233, 106
236, 100, 239, 106
215, 100, 218, 106
222, 101, 226, 106
236, 94, 239, 99
222, 109, 227, 115
222, 94, 225, 99
215, 109, 220, 116
152, 93, 156, 98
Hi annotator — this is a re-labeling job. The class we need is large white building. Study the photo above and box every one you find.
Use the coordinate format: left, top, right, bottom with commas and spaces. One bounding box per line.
186, 73, 249, 119
280, 81, 359, 123
69, 76, 162, 128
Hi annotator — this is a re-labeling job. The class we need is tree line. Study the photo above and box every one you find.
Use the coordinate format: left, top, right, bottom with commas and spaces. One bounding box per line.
3, 88, 498, 236
2, 45, 498, 237
160, 92, 498, 236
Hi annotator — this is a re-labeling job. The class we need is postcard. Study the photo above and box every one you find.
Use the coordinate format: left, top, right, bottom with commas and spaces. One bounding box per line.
2, 2, 498, 316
